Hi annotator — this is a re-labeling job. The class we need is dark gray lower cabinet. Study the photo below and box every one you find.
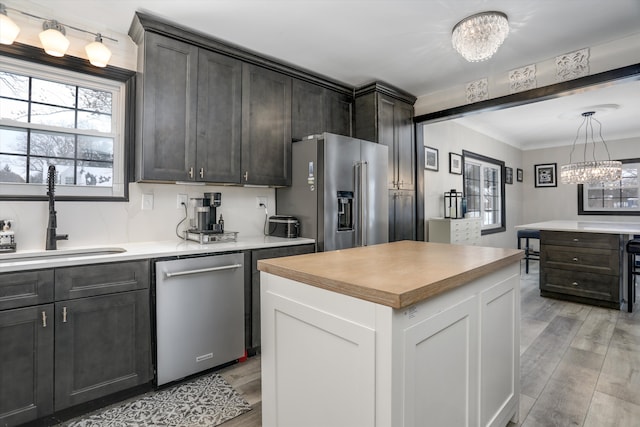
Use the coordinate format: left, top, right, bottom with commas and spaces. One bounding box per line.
390, 189, 416, 241
0, 261, 151, 425
247, 244, 315, 354
54, 290, 151, 411
0, 305, 54, 426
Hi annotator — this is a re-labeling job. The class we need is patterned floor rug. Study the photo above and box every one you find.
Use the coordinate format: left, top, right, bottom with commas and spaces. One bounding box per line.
62, 373, 252, 426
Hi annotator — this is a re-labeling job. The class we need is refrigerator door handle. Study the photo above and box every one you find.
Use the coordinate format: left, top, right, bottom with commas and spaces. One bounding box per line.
356, 161, 369, 246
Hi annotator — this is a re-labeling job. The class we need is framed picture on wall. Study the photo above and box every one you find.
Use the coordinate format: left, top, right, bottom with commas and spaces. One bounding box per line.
534, 163, 557, 187
505, 166, 513, 184
517, 168, 523, 182
449, 152, 462, 174
425, 146, 439, 171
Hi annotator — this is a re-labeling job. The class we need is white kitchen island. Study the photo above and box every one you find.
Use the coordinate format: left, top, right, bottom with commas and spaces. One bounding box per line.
258, 241, 523, 427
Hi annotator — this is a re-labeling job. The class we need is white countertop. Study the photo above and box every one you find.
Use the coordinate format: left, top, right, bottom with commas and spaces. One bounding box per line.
0, 236, 315, 273
516, 220, 640, 235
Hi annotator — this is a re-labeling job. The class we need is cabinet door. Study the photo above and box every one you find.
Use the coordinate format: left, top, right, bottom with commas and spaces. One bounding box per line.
242, 64, 292, 186
378, 95, 396, 187
325, 89, 352, 137
139, 32, 198, 181
197, 49, 243, 183
54, 290, 151, 411
389, 189, 416, 242
248, 244, 315, 351
395, 99, 415, 191
291, 78, 324, 141
0, 305, 54, 425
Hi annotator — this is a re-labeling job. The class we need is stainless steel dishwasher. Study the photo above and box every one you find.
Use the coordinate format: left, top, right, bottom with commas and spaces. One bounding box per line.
154, 252, 245, 386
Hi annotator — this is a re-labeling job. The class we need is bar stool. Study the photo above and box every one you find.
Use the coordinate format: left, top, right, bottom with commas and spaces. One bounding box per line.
517, 229, 540, 274
626, 237, 640, 313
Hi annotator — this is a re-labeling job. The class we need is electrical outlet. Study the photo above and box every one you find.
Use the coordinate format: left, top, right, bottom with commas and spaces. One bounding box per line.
177, 193, 188, 209
142, 193, 154, 210
256, 196, 267, 209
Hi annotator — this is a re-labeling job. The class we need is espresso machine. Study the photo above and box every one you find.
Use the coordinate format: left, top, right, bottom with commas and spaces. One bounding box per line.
185, 192, 237, 244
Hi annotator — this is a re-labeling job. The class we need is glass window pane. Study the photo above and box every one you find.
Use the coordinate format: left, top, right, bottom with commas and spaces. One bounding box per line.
78, 87, 112, 113
0, 127, 28, 154
0, 71, 29, 99
29, 158, 75, 185
77, 136, 113, 161
78, 160, 113, 186
0, 98, 29, 122
31, 103, 76, 128
77, 111, 112, 132
30, 131, 76, 158
0, 154, 27, 182
32, 78, 76, 108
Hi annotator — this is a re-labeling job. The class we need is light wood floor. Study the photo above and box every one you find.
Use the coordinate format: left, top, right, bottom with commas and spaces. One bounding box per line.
219, 261, 640, 427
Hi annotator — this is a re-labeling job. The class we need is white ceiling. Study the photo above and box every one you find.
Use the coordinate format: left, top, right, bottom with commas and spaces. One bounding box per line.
27, 0, 640, 149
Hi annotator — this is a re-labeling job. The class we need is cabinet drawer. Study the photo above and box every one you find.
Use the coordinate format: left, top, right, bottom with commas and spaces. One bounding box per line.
55, 260, 149, 300
541, 231, 621, 249
0, 269, 54, 310
541, 245, 619, 275
541, 268, 620, 303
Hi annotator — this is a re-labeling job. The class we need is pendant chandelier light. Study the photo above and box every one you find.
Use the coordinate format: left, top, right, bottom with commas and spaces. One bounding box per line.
0, 3, 116, 67
452, 11, 509, 62
560, 111, 622, 184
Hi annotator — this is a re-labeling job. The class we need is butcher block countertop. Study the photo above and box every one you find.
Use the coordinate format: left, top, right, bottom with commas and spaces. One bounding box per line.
257, 240, 523, 309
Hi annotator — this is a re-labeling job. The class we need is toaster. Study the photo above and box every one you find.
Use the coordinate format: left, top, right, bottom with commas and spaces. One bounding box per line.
268, 215, 299, 238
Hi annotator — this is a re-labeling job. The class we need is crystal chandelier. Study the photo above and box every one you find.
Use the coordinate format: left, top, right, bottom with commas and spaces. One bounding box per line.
560, 111, 622, 184
452, 11, 509, 62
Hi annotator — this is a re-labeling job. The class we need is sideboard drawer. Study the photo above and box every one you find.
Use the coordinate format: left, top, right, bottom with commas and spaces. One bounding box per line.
541, 267, 620, 303
541, 231, 621, 249
541, 245, 619, 275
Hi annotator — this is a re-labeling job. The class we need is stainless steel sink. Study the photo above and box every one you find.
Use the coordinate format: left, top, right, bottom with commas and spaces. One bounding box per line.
0, 247, 126, 261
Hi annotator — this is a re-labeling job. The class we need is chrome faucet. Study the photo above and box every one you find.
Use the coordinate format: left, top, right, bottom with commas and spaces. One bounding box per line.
45, 165, 68, 250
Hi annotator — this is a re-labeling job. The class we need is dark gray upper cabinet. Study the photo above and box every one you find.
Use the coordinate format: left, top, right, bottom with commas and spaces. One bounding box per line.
292, 78, 352, 141
197, 49, 243, 183
136, 32, 198, 182
355, 83, 417, 191
355, 82, 417, 242
0, 304, 54, 426
241, 64, 292, 186
135, 32, 243, 183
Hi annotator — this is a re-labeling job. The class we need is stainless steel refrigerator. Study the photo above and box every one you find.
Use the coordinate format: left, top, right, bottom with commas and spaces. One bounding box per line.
276, 132, 388, 251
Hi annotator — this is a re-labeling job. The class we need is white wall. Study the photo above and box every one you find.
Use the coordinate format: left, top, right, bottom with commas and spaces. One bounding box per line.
0, 184, 276, 250
422, 121, 523, 249
522, 136, 640, 223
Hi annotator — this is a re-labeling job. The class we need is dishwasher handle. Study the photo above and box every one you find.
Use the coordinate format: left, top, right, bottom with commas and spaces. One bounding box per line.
164, 263, 242, 278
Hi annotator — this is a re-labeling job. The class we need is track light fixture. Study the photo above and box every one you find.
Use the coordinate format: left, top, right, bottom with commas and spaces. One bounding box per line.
0, 3, 117, 67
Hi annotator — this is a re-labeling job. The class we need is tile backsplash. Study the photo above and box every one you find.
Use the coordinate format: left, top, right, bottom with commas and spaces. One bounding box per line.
0, 183, 276, 250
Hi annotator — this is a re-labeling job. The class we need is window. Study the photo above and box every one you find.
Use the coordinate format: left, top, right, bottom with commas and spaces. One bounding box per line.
578, 159, 640, 215
0, 55, 129, 200
462, 150, 505, 234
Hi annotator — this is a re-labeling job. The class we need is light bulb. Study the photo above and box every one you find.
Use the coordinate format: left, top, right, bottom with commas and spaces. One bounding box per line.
39, 20, 69, 57
0, 4, 20, 45
85, 34, 111, 67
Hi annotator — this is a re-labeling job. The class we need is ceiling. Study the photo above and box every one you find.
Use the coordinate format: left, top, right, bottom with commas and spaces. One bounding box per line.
26, 0, 640, 150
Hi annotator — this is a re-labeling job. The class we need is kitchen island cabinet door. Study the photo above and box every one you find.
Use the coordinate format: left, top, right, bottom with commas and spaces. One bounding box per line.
0, 305, 54, 426
196, 49, 243, 183
137, 32, 198, 182
54, 290, 151, 411
241, 64, 292, 186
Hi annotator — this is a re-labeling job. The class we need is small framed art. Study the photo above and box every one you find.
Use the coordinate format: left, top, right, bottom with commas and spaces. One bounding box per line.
449, 152, 462, 175
517, 168, 523, 182
534, 163, 557, 187
425, 146, 439, 171
505, 166, 513, 184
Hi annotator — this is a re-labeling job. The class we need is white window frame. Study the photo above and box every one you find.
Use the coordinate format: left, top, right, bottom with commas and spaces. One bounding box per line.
0, 56, 126, 199
462, 150, 506, 234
